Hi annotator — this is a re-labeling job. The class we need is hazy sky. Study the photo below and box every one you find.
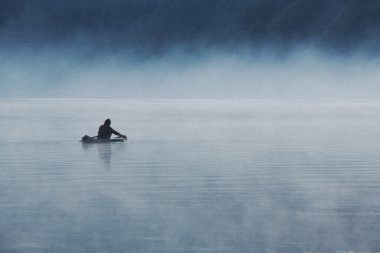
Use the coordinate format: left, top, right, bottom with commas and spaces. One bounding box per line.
1, 0, 380, 98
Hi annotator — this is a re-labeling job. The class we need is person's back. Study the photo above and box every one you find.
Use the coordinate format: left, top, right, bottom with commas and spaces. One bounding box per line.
97, 118, 126, 139
98, 124, 113, 139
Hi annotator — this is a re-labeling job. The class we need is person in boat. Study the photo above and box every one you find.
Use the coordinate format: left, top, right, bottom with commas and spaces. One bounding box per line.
97, 118, 127, 139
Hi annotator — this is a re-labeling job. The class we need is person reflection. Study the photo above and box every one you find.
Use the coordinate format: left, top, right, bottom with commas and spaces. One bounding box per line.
97, 143, 112, 166
81, 138, 126, 167
97, 141, 126, 166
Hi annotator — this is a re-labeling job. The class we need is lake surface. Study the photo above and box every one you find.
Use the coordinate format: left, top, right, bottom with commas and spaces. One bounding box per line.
0, 99, 379, 253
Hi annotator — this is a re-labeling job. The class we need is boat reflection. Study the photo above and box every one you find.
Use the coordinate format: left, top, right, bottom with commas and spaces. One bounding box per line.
97, 143, 112, 165
81, 142, 126, 167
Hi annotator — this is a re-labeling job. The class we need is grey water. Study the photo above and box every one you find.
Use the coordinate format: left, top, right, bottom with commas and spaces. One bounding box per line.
0, 99, 380, 253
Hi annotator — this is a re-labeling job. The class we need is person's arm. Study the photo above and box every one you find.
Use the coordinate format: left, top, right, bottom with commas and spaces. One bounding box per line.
110, 127, 126, 138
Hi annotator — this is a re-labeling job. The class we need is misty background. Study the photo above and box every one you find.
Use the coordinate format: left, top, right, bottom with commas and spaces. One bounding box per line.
2, 2, 380, 252
1, 0, 380, 98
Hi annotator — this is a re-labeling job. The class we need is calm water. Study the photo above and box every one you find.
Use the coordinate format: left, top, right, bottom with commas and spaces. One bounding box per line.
0, 99, 379, 253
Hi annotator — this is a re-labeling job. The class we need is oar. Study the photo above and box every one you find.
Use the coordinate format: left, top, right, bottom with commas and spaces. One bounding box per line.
116, 135, 127, 141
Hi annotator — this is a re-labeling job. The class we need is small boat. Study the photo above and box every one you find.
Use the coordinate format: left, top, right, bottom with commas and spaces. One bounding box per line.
81, 135, 126, 143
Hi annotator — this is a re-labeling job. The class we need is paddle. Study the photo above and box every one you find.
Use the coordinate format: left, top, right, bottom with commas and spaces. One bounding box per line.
116, 135, 127, 141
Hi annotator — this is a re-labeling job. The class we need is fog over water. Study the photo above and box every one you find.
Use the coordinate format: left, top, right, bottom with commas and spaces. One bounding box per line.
0, 99, 380, 253
1, 48, 380, 99
1, 2, 380, 253
1, 0, 380, 99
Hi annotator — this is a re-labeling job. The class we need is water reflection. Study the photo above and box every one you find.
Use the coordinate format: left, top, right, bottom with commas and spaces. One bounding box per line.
81, 142, 126, 166
97, 143, 112, 165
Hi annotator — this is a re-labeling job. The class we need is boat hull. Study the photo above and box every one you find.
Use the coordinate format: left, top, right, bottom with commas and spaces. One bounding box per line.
82, 138, 125, 143
81, 135, 126, 143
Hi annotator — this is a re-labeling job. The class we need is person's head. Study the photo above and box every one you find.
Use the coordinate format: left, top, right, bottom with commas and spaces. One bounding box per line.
104, 118, 111, 126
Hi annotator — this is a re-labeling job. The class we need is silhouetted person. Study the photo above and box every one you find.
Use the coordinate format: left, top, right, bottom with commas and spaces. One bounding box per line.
97, 118, 127, 139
